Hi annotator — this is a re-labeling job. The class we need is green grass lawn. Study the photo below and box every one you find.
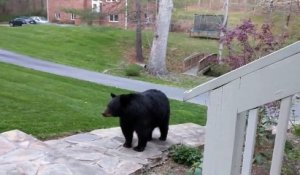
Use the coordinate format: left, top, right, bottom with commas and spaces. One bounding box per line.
0, 25, 135, 71
0, 25, 218, 70
0, 24, 217, 88
0, 62, 206, 140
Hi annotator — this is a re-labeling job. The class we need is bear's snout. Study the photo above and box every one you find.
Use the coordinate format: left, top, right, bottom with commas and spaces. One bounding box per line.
102, 108, 112, 117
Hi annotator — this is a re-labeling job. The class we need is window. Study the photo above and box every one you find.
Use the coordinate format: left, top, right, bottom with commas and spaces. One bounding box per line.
93, 4, 97, 9
71, 13, 76, 20
92, 2, 102, 13
92, 2, 101, 12
55, 13, 60, 19
109, 14, 119, 22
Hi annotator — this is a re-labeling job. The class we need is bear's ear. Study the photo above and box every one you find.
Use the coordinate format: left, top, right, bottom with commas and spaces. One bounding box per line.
111, 93, 116, 98
119, 94, 133, 105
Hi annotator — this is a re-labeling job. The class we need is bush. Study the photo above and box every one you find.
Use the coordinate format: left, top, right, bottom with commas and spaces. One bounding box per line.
169, 145, 202, 166
125, 64, 142, 76
188, 162, 203, 175
292, 125, 300, 137
204, 63, 231, 77
283, 140, 300, 175
220, 19, 287, 70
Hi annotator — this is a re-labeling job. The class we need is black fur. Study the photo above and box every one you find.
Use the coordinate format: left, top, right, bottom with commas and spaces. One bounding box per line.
102, 89, 170, 152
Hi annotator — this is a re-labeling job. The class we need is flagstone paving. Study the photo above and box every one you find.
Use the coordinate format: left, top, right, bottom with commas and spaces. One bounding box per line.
0, 123, 205, 175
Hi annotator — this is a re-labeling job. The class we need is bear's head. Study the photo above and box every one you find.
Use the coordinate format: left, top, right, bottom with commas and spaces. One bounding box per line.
102, 93, 134, 117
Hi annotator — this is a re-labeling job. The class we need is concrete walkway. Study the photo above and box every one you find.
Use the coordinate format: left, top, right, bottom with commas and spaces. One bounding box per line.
0, 123, 205, 175
0, 49, 209, 105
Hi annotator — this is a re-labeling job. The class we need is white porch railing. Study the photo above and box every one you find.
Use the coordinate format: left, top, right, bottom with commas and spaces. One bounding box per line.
183, 41, 300, 175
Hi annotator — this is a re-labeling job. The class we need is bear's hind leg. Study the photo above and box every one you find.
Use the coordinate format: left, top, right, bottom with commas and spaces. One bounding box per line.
159, 124, 168, 141
147, 128, 155, 141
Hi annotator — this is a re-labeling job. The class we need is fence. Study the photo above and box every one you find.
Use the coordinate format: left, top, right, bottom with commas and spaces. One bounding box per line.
184, 41, 300, 175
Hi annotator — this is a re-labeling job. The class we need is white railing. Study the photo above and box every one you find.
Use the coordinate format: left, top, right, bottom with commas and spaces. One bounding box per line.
183, 41, 300, 175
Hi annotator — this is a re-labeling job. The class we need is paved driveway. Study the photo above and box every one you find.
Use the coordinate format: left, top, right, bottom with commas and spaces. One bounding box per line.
0, 49, 209, 105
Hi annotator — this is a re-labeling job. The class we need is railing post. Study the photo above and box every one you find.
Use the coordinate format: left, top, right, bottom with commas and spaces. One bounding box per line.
270, 96, 292, 175
241, 108, 259, 175
202, 79, 243, 175
231, 111, 248, 175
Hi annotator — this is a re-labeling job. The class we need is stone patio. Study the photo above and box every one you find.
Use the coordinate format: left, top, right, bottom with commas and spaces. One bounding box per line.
0, 123, 205, 175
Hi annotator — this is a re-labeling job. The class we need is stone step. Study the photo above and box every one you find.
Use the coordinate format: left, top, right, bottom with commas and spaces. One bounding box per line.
0, 123, 205, 175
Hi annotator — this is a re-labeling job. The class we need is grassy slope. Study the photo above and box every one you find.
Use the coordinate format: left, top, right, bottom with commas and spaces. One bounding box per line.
0, 25, 217, 88
0, 25, 135, 71
0, 62, 206, 139
0, 25, 218, 72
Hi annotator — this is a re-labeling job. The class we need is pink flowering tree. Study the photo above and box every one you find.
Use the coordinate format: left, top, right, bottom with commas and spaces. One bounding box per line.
220, 19, 288, 70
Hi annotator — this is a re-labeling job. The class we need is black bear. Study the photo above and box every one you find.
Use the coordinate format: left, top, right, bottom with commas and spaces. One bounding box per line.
102, 89, 170, 152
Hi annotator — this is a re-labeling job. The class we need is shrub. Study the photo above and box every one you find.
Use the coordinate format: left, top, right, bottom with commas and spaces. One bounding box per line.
187, 162, 203, 175
283, 140, 300, 174
125, 64, 142, 76
220, 19, 288, 70
169, 145, 202, 166
292, 125, 300, 137
204, 63, 231, 77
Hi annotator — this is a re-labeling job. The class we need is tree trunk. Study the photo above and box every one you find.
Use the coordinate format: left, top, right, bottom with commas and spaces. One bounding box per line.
244, 0, 247, 10
218, 0, 229, 63
0, 0, 8, 14
147, 0, 173, 75
135, 0, 144, 62
41, 0, 44, 12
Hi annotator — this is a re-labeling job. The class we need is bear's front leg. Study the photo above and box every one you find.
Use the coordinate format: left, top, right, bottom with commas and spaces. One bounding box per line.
121, 125, 133, 148
134, 129, 149, 152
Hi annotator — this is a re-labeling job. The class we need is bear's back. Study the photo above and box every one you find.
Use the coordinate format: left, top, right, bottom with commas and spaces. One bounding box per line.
141, 89, 170, 118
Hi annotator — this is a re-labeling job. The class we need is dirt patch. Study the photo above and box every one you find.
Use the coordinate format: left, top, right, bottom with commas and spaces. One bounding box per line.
136, 158, 190, 175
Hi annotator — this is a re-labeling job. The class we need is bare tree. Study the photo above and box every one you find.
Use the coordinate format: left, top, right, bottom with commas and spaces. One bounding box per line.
218, 0, 229, 62
147, 0, 173, 75
135, 0, 144, 62
0, 0, 8, 13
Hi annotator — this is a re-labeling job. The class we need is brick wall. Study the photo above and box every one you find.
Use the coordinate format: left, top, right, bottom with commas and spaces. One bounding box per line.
48, 0, 90, 24
48, 0, 156, 28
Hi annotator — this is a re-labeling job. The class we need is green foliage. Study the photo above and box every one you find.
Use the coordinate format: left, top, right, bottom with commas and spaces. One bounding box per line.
0, 62, 207, 139
169, 145, 202, 166
252, 106, 277, 167
125, 64, 142, 76
204, 63, 231, 77
253, 152, 270, 165
253, 104, 300, 174
187, 162, 203, 175
283, 140, 300, 174
292, 124, 300, 137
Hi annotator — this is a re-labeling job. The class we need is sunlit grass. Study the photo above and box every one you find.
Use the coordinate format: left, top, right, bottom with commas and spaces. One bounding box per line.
0, 62, 206, 139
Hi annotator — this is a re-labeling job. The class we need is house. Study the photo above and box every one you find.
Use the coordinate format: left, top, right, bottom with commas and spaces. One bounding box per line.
47, 0, 156, 28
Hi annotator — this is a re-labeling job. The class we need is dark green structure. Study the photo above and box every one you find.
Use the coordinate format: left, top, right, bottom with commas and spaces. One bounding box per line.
190, 14, 224, 39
